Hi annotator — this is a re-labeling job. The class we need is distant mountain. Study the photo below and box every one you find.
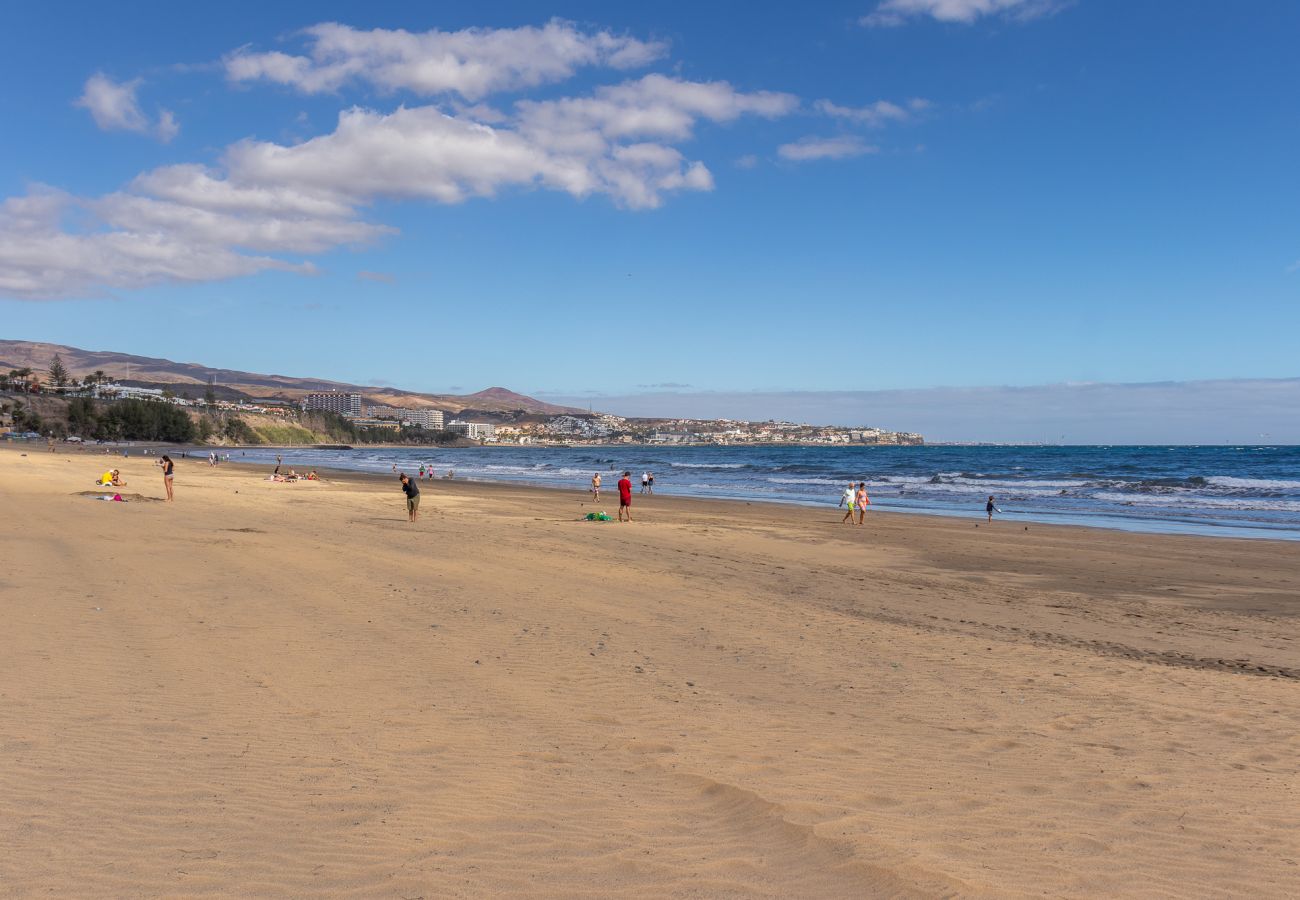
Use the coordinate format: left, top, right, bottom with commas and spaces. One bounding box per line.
0, 340, 585, 417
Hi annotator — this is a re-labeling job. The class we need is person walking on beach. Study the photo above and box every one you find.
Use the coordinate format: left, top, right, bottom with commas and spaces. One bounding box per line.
856, 482, 870, 525
618, 471, 633, 522
986, 495, 1001, 523
839, 481, 856, 524
591, 472, 601, 501
160, 454, 174, 502
400, 473, 420, 522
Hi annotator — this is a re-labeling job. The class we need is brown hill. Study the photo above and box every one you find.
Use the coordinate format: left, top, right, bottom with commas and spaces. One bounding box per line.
0, 339, 584, 416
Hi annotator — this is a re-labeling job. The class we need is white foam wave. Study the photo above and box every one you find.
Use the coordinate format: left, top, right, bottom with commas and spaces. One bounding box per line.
1091, 492, 1300, 512
1206, 476, 1300, 491
670, 462, 746, 469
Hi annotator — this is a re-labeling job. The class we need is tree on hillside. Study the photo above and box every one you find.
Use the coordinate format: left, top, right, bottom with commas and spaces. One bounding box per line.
7, 368, 33, 393
204, 375, 217, 408
47, 354, 69, 389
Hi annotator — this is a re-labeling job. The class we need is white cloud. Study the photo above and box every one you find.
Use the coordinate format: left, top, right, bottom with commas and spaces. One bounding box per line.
75, 73, 179, 142
2, 72, 797, 299
778, 136, 878, 161
0, 188, 309, 301
156, 109, 180, 143
225, 19, 669, 100
814, 98, 920, 126
516, 74, 798, 145
861, 0, 1066, 27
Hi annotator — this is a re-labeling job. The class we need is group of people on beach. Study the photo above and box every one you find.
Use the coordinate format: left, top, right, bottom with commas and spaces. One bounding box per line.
839, 481, 1001, 524
588, 471, 639, 522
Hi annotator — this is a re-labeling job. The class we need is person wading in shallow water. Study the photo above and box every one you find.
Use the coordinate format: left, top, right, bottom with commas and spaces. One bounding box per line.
400, 473, 420, 522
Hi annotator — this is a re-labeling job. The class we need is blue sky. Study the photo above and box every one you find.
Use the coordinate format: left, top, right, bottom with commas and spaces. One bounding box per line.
2, 1, 1298, 439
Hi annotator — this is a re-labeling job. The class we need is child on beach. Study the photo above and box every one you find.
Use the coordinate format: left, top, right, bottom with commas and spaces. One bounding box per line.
987, 495, 1001, 522
839, 482, 856, 524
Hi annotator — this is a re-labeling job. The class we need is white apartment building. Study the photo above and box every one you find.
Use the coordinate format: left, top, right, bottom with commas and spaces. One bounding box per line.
304, 391, 362, 417
368, 406, 445, 429
445, 420, 496, 440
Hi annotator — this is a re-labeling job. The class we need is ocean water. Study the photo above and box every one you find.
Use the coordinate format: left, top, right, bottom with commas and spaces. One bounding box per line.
231, 444, 1300, 540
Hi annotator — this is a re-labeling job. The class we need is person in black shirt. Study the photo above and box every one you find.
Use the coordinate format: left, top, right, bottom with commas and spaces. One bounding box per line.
400, 473, 420, 522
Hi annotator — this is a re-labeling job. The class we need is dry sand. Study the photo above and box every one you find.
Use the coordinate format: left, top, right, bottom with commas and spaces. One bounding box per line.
1, 446, 1297, 898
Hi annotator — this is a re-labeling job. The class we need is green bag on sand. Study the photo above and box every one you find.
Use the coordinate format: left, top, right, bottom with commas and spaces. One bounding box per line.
585, 512, 613, 521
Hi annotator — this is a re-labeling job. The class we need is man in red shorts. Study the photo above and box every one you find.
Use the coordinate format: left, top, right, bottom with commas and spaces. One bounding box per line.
617, 470, 633, 522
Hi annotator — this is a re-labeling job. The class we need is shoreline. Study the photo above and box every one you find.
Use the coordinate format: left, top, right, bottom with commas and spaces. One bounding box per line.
185, 443, 1300, 543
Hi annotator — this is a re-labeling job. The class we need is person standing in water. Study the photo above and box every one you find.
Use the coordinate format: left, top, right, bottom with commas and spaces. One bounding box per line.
591, 472, 601, 501
647, 472, 655, 494
400, 473, 420, 522
855, 482, 870, 525
160, 454, 175, 502
986, 495, 1001, 523
839, 481, 856, 524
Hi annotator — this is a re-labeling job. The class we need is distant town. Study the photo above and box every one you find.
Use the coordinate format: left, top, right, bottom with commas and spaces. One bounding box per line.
299, 391, 923, 446
1, 362, 923, 446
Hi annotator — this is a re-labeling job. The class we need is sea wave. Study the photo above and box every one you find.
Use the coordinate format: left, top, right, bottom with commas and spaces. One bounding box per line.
1206, 475, 1300, 491
670, 462, 747, 469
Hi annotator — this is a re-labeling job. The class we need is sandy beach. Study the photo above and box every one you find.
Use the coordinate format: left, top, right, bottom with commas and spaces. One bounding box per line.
1, 445, 1297, 898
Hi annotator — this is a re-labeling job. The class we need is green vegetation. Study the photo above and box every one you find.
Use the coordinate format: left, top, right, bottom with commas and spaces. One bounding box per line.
303, 411, 460, 445
3, 399, 43, 433
252, 423, 322, 445
223, 416, 260, 444
47, 354, 69, 388
97, 399, 197, 442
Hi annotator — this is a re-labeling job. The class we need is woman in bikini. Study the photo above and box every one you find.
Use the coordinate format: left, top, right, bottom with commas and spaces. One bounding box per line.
160, 454, 174, 502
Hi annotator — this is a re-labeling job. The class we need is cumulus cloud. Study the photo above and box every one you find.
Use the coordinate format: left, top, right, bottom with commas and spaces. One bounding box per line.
225, 19, 668, 99
75, 73, 179, 142
0, 188, 310, 301
2, 72, 795, 299
223, 74, 781, 209
861, 0, 1066, 27
778, 135, 877, 161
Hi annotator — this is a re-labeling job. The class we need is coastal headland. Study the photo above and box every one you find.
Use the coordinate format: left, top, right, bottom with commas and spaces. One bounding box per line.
1, 446, 1297, 897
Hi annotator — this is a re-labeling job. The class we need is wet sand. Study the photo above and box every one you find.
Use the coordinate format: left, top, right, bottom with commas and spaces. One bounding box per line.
2, 446, 1297, 897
